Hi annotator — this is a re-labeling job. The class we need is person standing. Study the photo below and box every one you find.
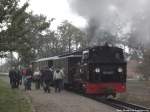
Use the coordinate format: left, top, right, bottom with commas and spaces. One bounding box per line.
25, 64, 33, 90
53, 69, 64, 92
33, 69, 41, 90
41, 67, 53, 93
9, 66, 19, 88
60, 68, 65, 90
21, 68, 26, 85
15, 67, 21, 88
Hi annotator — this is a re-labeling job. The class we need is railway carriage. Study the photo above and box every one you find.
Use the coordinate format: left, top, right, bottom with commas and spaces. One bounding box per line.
32, 56, 58, 70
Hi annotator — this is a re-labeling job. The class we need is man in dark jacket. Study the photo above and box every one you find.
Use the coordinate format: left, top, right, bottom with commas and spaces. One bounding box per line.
41, 67, 53, 93
15, 68, 22, 87
9, 67, 20, 88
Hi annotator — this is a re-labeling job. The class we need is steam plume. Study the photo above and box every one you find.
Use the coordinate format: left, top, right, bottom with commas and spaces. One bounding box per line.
68, 0, 150, 46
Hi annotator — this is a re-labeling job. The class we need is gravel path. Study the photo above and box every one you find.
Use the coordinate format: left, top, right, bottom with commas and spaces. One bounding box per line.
24, 88, 115, 112
0, 76, 115, 112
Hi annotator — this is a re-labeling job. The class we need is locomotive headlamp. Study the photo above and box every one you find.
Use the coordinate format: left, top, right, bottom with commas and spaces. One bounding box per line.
118, 67, 123, 73
95, 68, 100, 73
80, 69, 82, 73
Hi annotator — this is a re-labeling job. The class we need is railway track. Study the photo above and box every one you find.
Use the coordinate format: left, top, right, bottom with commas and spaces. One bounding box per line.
66, 88, 150, 112
99, 99, 150, 112
88, 96, 150, 112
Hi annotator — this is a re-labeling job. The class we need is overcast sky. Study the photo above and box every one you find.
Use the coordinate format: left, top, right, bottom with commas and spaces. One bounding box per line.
0, 0, 88, 65
21, 0, 87, 29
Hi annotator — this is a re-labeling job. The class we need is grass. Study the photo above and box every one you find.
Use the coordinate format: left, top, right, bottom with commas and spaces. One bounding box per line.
118, 80, 150, 108
0, 79, 32, 112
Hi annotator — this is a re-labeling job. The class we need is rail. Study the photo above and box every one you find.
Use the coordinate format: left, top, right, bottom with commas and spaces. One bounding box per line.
66, 88, 150, 112
96, 98, 150, 112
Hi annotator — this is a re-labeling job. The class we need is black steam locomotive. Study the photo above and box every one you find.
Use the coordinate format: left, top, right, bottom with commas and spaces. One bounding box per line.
33, 44, 127, 96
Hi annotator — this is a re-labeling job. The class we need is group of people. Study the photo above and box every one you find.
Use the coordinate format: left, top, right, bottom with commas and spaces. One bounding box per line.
9, 64, 33, 90
9, 64, 65, 93
35, 66, 65, 93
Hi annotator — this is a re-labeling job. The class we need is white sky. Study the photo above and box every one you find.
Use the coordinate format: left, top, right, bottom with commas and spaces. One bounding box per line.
21, 0, 87, 29
1, 0, 88, 65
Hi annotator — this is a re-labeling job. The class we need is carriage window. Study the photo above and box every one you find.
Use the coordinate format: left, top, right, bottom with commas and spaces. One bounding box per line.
82, 50, 89, 60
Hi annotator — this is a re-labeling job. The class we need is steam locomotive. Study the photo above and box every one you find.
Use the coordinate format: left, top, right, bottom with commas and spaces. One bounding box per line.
33, 44, 127, 97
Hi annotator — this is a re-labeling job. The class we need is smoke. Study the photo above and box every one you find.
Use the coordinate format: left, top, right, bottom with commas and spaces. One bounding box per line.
68, 0, 150, 46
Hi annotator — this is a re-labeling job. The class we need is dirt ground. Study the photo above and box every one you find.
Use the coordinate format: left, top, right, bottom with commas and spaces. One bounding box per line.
24, 88, 115, 112
0, 76, 115, 112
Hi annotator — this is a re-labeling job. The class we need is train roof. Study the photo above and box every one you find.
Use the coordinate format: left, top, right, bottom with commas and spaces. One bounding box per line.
34, 55, 82, 63
58, 51, 82, 57
34, 56, 59, 62
33, 45, 123, 63
88, 45, 122, 49
57, 55, 82, 59
58, 46, 123, 57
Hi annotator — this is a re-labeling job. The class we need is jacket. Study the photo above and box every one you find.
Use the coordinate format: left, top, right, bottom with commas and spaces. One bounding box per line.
53, 70, 64, 80
41, 69, 53, 81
